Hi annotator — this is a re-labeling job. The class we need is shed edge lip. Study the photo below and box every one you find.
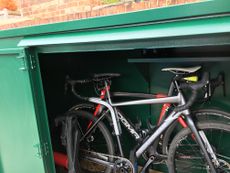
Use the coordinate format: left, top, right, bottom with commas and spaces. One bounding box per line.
17, 15, 230, 47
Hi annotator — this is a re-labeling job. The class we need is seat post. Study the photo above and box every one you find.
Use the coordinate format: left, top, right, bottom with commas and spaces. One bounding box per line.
104, 80, 113, 104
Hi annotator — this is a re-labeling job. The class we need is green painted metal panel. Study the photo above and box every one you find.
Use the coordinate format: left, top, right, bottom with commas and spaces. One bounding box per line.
0, 48, 24, 55
0, 51, 46, 173
0, 37, 22, 51
25, 48, 56, 173
0, 0, 229, 39
16, 15, 230, 54
18, 15, 230, 48
0, 1, 229, 172
34, 33, 230, 53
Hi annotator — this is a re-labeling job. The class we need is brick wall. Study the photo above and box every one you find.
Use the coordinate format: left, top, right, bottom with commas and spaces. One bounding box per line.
0, 0, 200, 30
0, 0, 17, 11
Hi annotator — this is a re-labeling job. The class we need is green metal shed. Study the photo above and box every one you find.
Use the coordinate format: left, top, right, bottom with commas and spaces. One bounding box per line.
0, 0, 230, 172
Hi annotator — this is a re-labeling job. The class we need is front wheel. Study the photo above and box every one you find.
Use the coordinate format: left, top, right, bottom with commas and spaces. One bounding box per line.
162, 109, 230, 155
72, 110, 115, 173
167, 122, 230, 173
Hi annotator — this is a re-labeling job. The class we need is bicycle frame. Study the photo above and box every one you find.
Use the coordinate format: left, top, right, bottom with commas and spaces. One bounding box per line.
88, 83, 185, 157
90, 86, 182, 141
92, 82, 188, 137
54, 75, 220, 173
87, 82, 219, 173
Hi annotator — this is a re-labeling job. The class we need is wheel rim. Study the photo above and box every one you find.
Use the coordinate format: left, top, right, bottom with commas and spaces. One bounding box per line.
76, 114, 113, 173
173, 127, 230, 173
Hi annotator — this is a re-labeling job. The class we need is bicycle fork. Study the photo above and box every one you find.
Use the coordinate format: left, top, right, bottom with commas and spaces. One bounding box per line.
185, 114, 219, 173
89, 97, 124, 157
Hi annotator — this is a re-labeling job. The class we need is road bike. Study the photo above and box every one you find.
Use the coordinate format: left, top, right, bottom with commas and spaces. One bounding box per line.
56, 66, 230, 173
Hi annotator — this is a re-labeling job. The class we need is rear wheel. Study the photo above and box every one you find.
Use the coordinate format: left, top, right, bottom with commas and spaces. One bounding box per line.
68, 103, 113, 125
72, 110, 115, 173
167, 122, 230, 173
69, 103, 96, 112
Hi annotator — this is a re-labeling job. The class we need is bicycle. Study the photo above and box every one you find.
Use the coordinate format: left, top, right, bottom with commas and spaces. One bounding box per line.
67, 70, 229, 157
58, 66, 230, 173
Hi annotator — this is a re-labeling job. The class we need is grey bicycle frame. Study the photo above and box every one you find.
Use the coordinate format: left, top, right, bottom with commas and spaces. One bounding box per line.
89, 90, 189, 158
87, 81, 219, 172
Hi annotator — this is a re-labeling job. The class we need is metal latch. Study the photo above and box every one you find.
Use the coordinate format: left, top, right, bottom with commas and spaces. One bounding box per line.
29, 54, 36, 70
43, 142, 49, 156
34, 143, 42, 159
33, 142, 49, 159
16, 52, 27, 71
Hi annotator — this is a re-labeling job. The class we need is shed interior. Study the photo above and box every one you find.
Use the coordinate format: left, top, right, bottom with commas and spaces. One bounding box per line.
38, 45, 230, 172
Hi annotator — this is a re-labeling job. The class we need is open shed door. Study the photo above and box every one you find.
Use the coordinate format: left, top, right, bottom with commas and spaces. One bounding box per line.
0, 48, 50, 173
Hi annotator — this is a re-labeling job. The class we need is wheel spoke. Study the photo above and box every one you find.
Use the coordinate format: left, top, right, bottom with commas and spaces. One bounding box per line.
70, 110, 114, 173
168, 122, 230, 173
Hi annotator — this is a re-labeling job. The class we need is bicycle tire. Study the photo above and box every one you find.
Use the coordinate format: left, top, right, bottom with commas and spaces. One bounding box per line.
162, 109, 230, 155
69, 110, 115, 173
167, 121, 230, 173
68, 103, 114, 126
69, 103, 96, 112
68, 103, 145, 157
69, 103, 142, 139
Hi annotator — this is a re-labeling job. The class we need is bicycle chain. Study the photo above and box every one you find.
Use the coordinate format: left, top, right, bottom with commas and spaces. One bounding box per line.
81, 149, 135, 173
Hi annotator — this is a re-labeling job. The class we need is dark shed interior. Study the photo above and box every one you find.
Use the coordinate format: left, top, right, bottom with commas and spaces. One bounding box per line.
38, 45, 230, 172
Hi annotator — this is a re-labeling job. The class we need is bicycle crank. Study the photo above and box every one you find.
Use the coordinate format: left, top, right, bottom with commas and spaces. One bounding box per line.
81, 149, 135, 173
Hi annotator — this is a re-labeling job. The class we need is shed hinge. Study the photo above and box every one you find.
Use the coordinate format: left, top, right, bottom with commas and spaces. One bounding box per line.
29, 54, 36, 70
34, 142, 49, 159
16, 52, 27, 71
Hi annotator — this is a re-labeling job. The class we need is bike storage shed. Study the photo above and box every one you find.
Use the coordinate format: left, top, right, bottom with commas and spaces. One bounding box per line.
0, 0, 230, 172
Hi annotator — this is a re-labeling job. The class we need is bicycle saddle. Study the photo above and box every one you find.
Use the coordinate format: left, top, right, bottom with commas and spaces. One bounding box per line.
93, 73, 121, 81
161, 66, 201, 74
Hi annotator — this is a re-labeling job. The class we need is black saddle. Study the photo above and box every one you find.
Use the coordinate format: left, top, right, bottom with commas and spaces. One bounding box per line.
161, 66, 201, 75
93, 73, 121, 82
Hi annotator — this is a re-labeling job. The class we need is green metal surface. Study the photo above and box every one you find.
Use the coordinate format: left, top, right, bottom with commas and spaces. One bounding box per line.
18, 15, 230, 47
0, 50, 46, 173
0, 37, 23, 50
0, 0, 229, 39
0, 48, 24, 55
34, 33, 230, 53
17, 15, 230, 53
128, 57, 230, 63
0, 0, 229, 173
25, 48, 56, 173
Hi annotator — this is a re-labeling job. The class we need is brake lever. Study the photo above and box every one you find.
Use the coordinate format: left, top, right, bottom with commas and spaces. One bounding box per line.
210, 72, 226, 97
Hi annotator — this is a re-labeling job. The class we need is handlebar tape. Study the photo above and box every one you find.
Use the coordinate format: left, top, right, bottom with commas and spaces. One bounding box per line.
71, 85, 88, 101
174, 72, 209, 112
174, 90, 197, 112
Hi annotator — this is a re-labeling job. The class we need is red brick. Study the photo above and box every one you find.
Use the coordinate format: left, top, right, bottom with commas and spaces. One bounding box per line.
149, 0, 158, 8
21, 1, 30, 8
158, 0, 166, 7
91, 9, 100, 17
177, 0, 185, 4
125, 2, 133, 12
1, 0, 201, 30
